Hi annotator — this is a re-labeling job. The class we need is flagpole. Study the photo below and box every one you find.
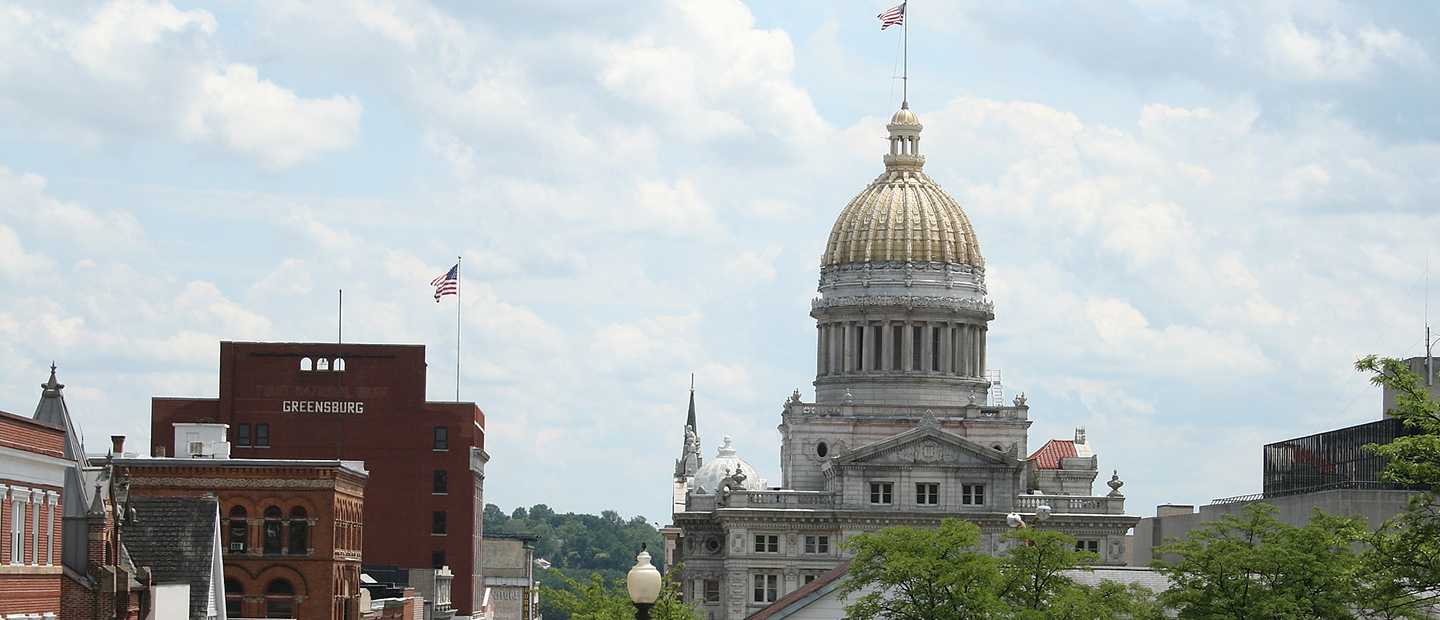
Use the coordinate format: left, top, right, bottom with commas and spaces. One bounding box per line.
455, 255, 462, 402
337, 288, 344, 460
903, 1, 908, 106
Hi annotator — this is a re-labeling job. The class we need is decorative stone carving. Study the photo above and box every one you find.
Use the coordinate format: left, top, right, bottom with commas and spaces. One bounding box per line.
918, 410, 939, 430
1107, 470, 1124, 497
811, 294, 995, 315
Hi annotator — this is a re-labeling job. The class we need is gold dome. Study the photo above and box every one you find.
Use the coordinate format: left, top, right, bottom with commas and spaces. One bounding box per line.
822, 108, 983, 267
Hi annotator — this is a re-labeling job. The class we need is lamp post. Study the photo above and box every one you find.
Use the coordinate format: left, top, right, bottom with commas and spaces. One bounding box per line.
627, 544, 663, 620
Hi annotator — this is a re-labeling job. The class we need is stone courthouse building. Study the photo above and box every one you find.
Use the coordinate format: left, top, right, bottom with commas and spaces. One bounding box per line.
664, 105, 1139, 620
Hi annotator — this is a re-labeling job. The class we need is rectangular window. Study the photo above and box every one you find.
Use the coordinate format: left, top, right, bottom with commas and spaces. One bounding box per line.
703, 579, 720, 602
892, 325, 903, 370
931, 326, 940, 371
432, 511, 447, 535
1075, 540, 1099, 554
12, 499, 25, 564
432, 551, 447, 569
804, 535, 829, 554
916, 483, 939, 505
803, 574, 818, 585
254, 423, 270, 447
962, 484, 985, 505
912, 326, 922, 370
237, 423, 251, 447
855, 326, 864, 371
265, 600, 293, 619
753, 534, 778, 553
869, 482, 893, 505
434, 426, 449, 451
752, 574, 778, 603
433, 470, 448, 495
873, 324, 883, 370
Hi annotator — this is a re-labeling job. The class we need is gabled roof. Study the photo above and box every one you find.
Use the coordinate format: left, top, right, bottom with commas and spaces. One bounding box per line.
127, 497, 221, 620
1026, 439, 1077, 470
745, 560, 853, 620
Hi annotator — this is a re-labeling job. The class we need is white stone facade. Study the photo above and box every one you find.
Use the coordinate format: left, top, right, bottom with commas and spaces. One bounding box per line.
665, 105, 1139, 620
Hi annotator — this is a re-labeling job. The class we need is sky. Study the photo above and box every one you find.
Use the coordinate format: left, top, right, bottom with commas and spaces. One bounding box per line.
3, 0, 1440, 527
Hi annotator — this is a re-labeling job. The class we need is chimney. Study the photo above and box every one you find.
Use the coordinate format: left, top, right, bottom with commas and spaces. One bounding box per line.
153, 444, 167, 458
111, 435, 125, 454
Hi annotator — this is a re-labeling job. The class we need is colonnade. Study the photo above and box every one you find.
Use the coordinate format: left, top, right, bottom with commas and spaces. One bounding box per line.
815, 319, 985, 378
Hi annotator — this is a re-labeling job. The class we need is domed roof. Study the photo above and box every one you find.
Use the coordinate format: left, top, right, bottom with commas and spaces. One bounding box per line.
692, 436, 766, 495
822, 107, 984, 267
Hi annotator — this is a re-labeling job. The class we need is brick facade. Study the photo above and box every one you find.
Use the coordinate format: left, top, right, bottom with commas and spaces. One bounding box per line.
113, 457, 367, 620
151, 342, 488, 616
0, 409, 69, 620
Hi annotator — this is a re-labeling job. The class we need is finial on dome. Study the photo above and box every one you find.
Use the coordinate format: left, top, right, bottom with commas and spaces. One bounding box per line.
42, 363, 64, 396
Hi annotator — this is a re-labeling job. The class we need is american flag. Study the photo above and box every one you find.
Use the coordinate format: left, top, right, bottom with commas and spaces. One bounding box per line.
431, 264, 459, 302
878, 3, 904, 30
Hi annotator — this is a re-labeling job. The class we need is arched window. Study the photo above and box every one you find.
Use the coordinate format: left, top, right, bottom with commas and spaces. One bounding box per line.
288, 507, 308, 555
334, 358, 346, 371
265, 579, 295, 618
263, 506, 282, 555
317, 358, 330, 371
228, 506, 247, 553
225, 578, 244, 618
300, 357, 312, 371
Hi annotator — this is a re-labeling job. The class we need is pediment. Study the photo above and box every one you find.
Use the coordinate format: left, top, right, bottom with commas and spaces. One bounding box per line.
833, 426, 1016, 468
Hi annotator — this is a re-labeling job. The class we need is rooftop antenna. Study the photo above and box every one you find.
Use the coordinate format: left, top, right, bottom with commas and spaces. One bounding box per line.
1429, 249, 1434, 386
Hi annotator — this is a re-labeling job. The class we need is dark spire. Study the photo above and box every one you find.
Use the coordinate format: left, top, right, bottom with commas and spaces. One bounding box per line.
686, 373, 697, 433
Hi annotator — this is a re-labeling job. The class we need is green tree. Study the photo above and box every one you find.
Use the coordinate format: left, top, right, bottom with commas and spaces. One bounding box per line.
839, 518, 1004, 620
839, 519, 1158, 620
1152, 503, 1370, 620
539, 564, 701, 620
1355, 355, 1440, 617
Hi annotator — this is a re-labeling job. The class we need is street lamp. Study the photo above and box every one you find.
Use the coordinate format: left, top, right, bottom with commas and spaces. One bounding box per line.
627, 544, 663, 620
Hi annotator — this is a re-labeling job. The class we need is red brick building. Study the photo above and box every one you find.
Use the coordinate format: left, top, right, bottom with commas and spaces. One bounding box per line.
151, 342, 488, 616
114, 436, 367, 620
0, 409, 69, 620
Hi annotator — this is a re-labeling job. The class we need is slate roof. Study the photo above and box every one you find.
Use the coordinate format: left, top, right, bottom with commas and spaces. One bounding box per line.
127, 497, 220, 620
1026, 439, 1077, 470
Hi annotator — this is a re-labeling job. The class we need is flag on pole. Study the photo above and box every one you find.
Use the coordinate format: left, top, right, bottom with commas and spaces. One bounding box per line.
878, 3, 905, 29
431, 264, 459, 302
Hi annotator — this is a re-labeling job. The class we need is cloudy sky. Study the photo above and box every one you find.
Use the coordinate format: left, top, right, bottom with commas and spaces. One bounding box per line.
3, 0, 1439, 525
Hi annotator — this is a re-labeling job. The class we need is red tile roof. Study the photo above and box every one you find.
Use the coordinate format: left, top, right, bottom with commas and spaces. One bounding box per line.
1026, 439, 1077, 470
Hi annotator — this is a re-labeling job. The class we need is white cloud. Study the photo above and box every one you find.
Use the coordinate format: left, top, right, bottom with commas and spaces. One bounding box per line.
722, 244, 783, 286
1263, 21, 1427, 82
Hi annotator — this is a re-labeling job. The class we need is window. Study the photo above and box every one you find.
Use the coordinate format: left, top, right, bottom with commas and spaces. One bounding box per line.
892, 325, 903, 370
752, 574, 778, 603
434, 426, 449, 450
432, 551, 446, 569
803, 574, 819, 585
263, 507, 282, 554
237, 423, 252, 447
854, 326, 864, 371
873, 324, 884, 370
804, 535, 829, 554
334, 358, 346, 371
869, 482, 893, 505
932, 326, 941, 371
703, 579, 720, 602
815, 442, 828, 458
288, 507, 308, 554
225, 578, 244, 618
912, 326, 922, 370
753, 534, 778, 553
962, 484, 985, 505
255, 423, 270, 447
433, 470, 448, 495
317, 358, 330, 371
265, 579, 295, 618
432, 511, 447, 535
1075, 540, 1100, 554
300, 357, 312, 371
916, 483, 939, 505
228, 506, 247, 553
11, 496, 25, 564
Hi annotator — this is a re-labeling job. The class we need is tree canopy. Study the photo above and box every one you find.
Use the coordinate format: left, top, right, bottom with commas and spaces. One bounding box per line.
485, 504, 665, 620
838, 518, 1160, 620
539, 564, 701, 620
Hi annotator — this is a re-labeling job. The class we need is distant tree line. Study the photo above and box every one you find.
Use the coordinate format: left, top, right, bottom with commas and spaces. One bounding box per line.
483, 504, 665, 620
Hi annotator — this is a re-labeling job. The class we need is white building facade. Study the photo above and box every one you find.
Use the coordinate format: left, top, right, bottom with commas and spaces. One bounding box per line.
665, 105, 1139, 620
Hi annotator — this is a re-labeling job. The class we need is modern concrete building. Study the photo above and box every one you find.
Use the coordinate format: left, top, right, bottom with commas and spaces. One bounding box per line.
664, 104, 1138, 620
151, 341, 489, 617
479, 534, 539, 620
